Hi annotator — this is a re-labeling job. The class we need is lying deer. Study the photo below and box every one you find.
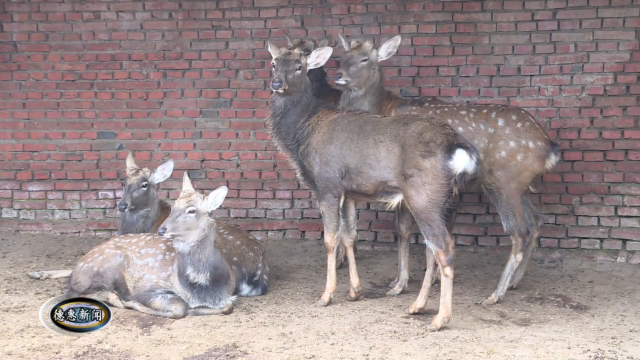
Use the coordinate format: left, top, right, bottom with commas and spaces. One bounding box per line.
267, 42, 479, 331
28, 152, 174, 280
64, 173, 268, 318
335, 33, 561, 306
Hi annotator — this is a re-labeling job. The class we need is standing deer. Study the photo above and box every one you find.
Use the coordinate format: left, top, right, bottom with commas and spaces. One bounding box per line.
335, 33, 561, 306
267, 42, 480, 330
28, 152, 174, 280
64, 173, 268, 318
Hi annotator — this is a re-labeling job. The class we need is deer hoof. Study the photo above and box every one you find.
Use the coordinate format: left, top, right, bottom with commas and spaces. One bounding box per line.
221, 304, 234, 315
406, 302, 425, 315
315, 299, 330, 307
427, 315, 451, 332
347, 287, 362, 301
386, 288, 403, 296
388, 276, 400, 288
480, 294, 499, 306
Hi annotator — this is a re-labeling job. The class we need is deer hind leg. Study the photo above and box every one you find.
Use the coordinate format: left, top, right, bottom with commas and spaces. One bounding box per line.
404, 186, 455, 331
340, 198, 362, 301
316, 195, 342, 307
481, 190, 527, 306
510, 196, 541, 289
388, 203, 414, 296
122, 290, 189, 319
408, 217, 455, 332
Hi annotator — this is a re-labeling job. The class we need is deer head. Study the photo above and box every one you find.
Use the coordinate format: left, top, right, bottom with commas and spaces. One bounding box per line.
336, 33, 401, 90
267, 40, 334, 95
158, 172, 228, 251
118, 152, 174, 213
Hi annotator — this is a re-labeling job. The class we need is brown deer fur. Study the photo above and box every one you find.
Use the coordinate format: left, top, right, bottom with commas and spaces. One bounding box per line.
336, 33, 561, 306
267, 42, 480, 331
284, 34, 352, 270
65, 173, 268, 319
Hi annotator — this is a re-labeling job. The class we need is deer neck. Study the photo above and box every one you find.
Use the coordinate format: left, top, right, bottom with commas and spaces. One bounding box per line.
340, 70, 387, 115
307, 68, 333, 96
268, 78, 321, 191
176, 220, 230, 289
268, 78, 320, 156
118, 196, 161, 235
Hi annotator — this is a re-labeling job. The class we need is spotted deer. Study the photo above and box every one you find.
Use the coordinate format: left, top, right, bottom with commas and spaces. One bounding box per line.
335, 33, 561, 306
63, 173, 268, 319
268, 42, 480, 331
28, 152, 175, 280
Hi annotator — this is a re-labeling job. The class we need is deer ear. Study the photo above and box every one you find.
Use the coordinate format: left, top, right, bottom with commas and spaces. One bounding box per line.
338, 32, 350, 51
149, 159, 174, 184
125, 152, 139, 176
307, 47, 333, 70
318, 38, 330, 47
378, 35, 401, 62
204, 186, 228, 212
267, 41, 280, 59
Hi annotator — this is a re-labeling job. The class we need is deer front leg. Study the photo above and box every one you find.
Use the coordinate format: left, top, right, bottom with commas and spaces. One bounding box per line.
315, 196, 342, 307
28, 269, 73, 280
122, 292, 189, 319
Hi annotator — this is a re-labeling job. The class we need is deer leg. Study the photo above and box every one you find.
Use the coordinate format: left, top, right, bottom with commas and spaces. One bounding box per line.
316, 195, 342, 307
188, 302, 233, 316
336, 242, 347, 269
481, 192, 526, 306
341, 198, 362, 301
510, 197, 541, 289
387, 203, 413, 296
122, 292, 189, 319
406, 249, 436, 314
404, 185, 455, 331
28, 269, 73, 280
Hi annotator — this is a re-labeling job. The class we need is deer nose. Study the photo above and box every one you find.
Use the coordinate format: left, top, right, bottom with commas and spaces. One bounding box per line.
117, 202, 128, 212
158, 227, 167, 236
271, 78, 283, 91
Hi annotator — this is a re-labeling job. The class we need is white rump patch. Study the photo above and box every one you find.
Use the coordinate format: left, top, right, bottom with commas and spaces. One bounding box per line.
449, 148, 477, 175
238, 282, 263, 297
545, 152, 561, 171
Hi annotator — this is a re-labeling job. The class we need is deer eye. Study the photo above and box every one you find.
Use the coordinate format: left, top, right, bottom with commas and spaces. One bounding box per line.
186, 208, 196, 215
271, 62, 276, 69
296, 65, 302, 71
360, 58, 369, 63
141, 182, 148, 189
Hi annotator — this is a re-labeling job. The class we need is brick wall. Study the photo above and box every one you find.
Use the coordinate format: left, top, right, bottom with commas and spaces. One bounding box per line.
0, 0, 639, 250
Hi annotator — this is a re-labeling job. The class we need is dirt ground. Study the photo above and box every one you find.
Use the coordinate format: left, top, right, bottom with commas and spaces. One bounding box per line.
1, 231, 639, 360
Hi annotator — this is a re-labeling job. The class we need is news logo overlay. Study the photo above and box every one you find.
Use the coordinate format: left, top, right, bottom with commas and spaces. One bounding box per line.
40, 295, 112, 336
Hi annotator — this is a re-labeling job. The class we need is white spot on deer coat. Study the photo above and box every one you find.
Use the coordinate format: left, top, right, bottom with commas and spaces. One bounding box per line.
460, 111, 467, 115
509, 141, 515, 147
498, 119, 504, 126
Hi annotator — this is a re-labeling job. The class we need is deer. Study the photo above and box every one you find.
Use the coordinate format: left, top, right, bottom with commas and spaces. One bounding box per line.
28, 152, 174, 280
335, 33, 561, 306
267, 42, 480, 331
62, 172, 268, 319
284, 33, 342, 109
